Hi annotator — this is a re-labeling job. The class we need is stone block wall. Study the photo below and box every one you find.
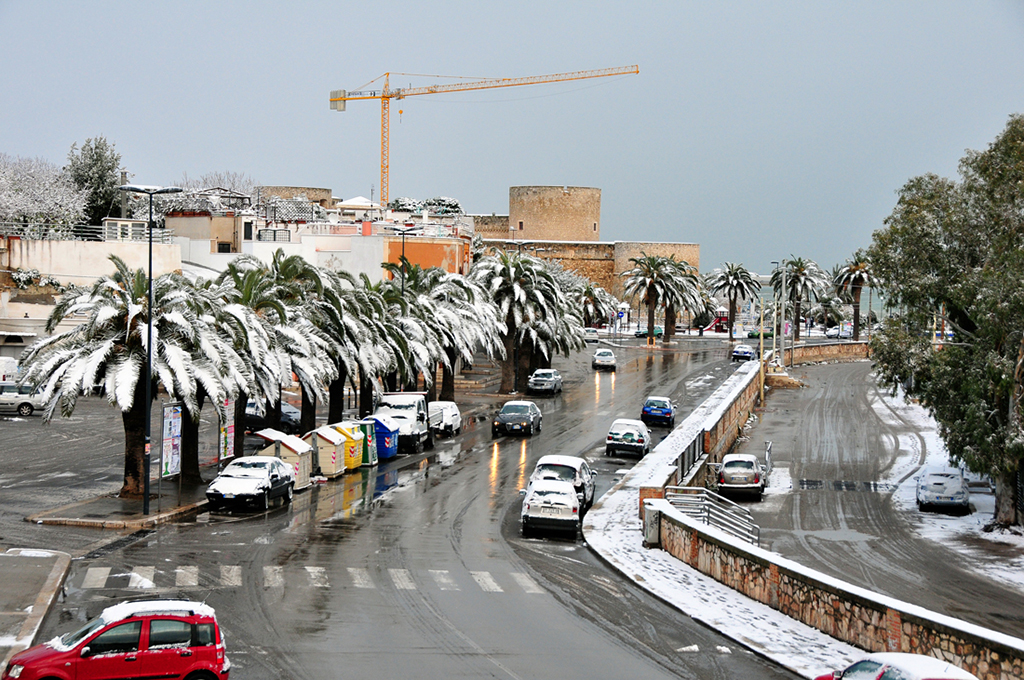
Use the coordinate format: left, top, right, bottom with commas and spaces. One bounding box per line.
258, 185, 333, 205
612, 241, 700, 299
656, 506, 1024, 680
509, 186, 601, 242
783, 341, 870, 364
703, 367, 760, 463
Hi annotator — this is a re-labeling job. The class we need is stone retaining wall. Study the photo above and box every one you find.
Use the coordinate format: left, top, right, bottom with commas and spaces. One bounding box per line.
654, 501, 1024, 680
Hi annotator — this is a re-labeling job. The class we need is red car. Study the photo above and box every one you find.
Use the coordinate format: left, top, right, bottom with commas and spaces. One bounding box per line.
2, 599, 230, 680
814, 652, 979, 680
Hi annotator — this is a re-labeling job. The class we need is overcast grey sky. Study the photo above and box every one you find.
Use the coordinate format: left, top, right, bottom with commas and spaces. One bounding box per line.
2, 1, 1022, 275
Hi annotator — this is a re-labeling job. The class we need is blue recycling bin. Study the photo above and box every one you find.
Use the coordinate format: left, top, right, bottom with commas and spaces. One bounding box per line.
364, 415, 399, 460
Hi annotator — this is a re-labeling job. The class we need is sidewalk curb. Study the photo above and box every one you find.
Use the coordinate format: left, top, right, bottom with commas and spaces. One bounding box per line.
1, 549, 72, 670
27, 499, 207, 530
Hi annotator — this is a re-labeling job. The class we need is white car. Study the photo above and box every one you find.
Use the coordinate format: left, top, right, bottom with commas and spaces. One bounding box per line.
526, 368, 563, 395
606, 418, 651, 457
731, 344, 756, 361
592, 348, 617, 371
583, 328, 600, 343
519, 479, 581, 537
529, 454, 596, 508
428, 400, 462, 437
813, 652, 980, 680
206, 456, 295, 511
916, 466, 970, 514
0, 381, 45, 417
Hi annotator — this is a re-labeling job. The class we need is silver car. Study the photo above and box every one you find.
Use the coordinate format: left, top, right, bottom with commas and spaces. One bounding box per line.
529, 454, 596, 508
526, 369, 563, 395
916, 466, 970, 514
592, 348, 616, 371
716, 453, 765, 499
520, 479, 581, 537
0, 382, 45, 417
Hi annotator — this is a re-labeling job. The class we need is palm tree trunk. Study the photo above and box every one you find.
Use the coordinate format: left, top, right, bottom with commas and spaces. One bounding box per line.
665, 302, 676, 343
519, 343, 533, 386
440, 346, 457, 402
427, 363, 438, 402
646, 287, 657, 345
793, 300, 802, 342
232, 393, 247, 460
119, 377, 148, 498
499, 309, 516, 393
328, 364, 347, 423
727, 294, 737, 342
300, 386, 316, 435
180, 386, 207, 484
359, 370, 374, 418
851, 284, 863, 340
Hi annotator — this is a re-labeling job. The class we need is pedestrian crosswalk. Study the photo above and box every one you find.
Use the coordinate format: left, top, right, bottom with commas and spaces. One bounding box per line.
76, 564, 545, 595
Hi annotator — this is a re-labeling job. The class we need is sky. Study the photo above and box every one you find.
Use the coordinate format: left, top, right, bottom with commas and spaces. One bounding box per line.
2, 0, 1023, 276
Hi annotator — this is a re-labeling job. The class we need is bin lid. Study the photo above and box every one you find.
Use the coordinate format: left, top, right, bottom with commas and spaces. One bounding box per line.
304, 426, 344, 445
327, 421, 365, 439
362, 414, 399, 432
255, 428, 313, 455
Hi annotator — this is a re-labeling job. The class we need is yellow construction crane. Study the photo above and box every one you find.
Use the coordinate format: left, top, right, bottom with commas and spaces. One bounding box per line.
330, 65, 640, 211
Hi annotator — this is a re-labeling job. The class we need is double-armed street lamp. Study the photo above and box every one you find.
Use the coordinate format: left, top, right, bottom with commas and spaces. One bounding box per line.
117, 184, 182, 515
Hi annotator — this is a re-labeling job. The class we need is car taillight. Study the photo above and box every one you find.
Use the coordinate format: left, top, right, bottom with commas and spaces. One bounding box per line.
754, 473, 760, 483
572, 506, 579, 514
607, 435, 613, 441
638, 438, 644, 443
719, 473, 725, 484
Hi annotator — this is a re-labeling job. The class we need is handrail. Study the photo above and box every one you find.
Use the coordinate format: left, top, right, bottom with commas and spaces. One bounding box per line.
0, 222, 174, 244
663, 486, 760, 547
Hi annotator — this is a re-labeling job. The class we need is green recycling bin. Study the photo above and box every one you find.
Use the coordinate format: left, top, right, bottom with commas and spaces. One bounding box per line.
358, 419, 378, 467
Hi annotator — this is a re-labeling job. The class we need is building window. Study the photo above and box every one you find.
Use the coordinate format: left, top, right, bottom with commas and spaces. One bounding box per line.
217, 242, 232, 253
593, 222, 597, 232
518, 221, 524, 231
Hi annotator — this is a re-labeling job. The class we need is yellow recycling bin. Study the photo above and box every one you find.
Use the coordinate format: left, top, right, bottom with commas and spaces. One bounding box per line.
329, 421, 365, 472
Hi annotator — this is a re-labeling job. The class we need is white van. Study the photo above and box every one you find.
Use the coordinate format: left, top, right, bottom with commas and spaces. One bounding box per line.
374, 392, 433, 452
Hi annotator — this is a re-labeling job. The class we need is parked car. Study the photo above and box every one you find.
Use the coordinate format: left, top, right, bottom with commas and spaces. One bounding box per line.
825, 325, 853, 339
592, 348, 617, 371
374, 392, 432, 452
519, 479, 581, 537
2, 599, 231, 680
526, 368, 563, 395
0, 381, 45, 417
492, 400, 543, 437
731, 344, 756, 361
813, 652, 980, 680
583, 328, 600, 343
635, 325, 664, 338
529, 454, 596, 508
716, 453, 765, 499
916, 466, 970, 514
244, 400, 301, 435
747, 327, 773, 339
640, 395, 675, 427
428, 400, 462, 437
605, 418, 651, 457
206, 456, 295, 511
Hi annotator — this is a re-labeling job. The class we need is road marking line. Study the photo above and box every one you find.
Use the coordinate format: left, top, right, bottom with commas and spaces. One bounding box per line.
128, 566, 155, 589
82, 567, 110, 589
175, 566, 198, 587
263, 566, 283, 588
389, 568, 416, 590
221, 565, 242, 587
471, 571, 503, 592
348, 567, 374, 589
305, 566, 329, 588
510, 572, 542, 594
429, 570, 459, 590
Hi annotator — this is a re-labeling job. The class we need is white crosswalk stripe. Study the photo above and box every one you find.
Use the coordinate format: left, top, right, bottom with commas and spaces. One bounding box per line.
175, 566, 198, 587
221, 565, 242, 587
471, 571, 502, 592
263, 566, 283, 588
389, 568, 416, 590
348, 567, 374, 589
129, 566, 155, 589
305, 566, 329, 588
82, 567, 110, 589
510, 572, 542, 594
429, 570, 459, 591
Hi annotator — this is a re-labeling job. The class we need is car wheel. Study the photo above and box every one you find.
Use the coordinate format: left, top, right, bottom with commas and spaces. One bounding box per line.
492, 428, 499, 439
284, 484, 293, 505
605, 446, 612, 455
521, 522, 532, 538
669, 417, 676, 428
455, 425, 462, 435
17, 403, 33, 417
426, 432, 435, 450
537, 419, 542, 433
259, 490, 269, 511
415, 436, 425, 454
527, 423, 534, 436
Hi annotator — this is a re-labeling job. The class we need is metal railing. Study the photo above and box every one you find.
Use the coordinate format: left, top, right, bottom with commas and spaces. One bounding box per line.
257, 228, 291, 242
677, 430, 705, 482
663, 486, 761, 546
0, 222, 173, 244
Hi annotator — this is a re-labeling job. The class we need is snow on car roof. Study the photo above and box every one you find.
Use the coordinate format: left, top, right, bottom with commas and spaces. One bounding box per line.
528, 478, 578, 494
722, 453, 758, 463
535, 454, 586, 470
866, 653, 980, 680
610, 418, 647, 430
100, 599, 215, 624
503, 400, 535, 407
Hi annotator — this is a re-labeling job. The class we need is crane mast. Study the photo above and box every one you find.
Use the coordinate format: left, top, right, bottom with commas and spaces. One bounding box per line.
330, 65, 639, 211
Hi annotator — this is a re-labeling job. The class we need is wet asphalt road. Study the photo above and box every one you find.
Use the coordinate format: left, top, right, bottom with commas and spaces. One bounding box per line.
26, 340, 800, 680
739, 360, 1024, 638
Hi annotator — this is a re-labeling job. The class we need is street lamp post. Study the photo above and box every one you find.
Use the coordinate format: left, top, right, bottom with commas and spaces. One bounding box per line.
770, 261, 779, 367
394, 225, 417, 296
117, 184, 182, 515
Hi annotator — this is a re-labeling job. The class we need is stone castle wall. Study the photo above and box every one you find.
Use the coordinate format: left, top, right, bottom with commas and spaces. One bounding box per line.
509, 186, 601, 242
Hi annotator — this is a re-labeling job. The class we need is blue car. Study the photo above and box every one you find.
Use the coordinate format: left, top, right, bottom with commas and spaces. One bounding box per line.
641, 396, 675, 428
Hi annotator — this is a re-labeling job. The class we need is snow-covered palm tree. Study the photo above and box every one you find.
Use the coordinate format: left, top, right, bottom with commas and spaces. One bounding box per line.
771, 257, 829, 342
834, 251, 873, 340
707, 262, 761, 342
20, 256, 240, 497
621, 253, 685, 344
471, 251, 560, 394
660, 257, 704, 342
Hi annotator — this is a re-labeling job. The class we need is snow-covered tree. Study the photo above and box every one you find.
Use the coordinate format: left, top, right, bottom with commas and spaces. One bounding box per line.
707, 262, 760, 342
0, 153, 87, 225
834, 251, 873, 340
66, 137, 122, 225
770, 257, 828, 342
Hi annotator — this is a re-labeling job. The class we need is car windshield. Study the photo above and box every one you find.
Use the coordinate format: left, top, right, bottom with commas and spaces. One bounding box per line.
380, 400, 416, 410
840, 660, 884, 679
501, 404, 529, 415
532, 371, 554, 379
610, 427, 641, 439
534, 464, 575, 481
646, 399, 670, 409
531, 488, 571, 500
724, 459, 755, 470
60, 616, 107, 648
596, 351, 613, 357
222, 460, 270, 477
925, 473, 958, 485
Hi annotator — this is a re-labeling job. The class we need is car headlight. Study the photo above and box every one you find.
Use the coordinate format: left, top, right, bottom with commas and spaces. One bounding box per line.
7, 664, 24, 678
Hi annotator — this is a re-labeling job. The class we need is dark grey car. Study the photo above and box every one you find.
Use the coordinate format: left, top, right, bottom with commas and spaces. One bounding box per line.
492, 400, 543, 437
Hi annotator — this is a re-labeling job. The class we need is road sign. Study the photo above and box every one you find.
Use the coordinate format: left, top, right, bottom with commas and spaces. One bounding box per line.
618, 311, 624, 318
